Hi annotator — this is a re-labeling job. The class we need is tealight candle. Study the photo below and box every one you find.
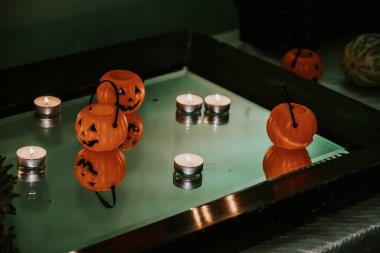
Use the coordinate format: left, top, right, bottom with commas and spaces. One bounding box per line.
34, 96, 61, 117
16, 146, 47, 169
174, 153, 204, 176
176, 93, 203, 113
204, 94, 231, 114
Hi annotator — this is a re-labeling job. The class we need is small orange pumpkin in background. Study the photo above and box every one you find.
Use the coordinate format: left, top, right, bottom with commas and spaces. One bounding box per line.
263, 145, 312, 180
97, 70, 145, 114
281, 48, 323, 82
266, 103, 317, 150
75, 103, 128, 151
121, 112, 144, 151
74, 148, 126, 191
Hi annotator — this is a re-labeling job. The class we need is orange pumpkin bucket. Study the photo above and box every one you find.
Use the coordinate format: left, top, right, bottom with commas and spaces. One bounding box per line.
97, 70, 146, 114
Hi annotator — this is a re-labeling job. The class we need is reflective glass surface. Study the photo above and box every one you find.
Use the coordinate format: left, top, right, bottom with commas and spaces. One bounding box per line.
1, 69, 346, 253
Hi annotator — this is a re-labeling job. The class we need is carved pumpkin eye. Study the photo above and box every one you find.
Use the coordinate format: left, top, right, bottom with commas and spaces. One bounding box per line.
118, 88, 125, 95
90, 124, 97, 132
134, 86, 140, 94
78, 119, 82, 125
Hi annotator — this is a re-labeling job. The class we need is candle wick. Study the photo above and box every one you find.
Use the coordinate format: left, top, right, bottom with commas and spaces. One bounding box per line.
44, 97, 49, 105
187, 94, 193, 102
215, 94, 221, 103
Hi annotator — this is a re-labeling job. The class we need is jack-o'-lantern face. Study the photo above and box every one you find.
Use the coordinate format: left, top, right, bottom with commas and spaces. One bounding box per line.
263, 145, 312, 180
121, 113, 144, 151
75, 103, 128, 151
280, 48, 323, 82
266, 103, 317, 150
97, 70, 145, 114
74, 149, 126, 191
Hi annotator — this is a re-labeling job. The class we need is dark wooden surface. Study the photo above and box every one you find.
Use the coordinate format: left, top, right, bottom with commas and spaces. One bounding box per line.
1, 30, 380, 253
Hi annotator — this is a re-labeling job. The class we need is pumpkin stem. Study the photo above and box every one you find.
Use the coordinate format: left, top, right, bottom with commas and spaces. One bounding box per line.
280, 83, 298, 128
291, 48, 302, 68
99, 80, 120, 128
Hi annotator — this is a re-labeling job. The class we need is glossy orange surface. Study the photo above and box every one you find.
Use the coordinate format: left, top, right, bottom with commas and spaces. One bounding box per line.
75, 103, 128, 151
263, 145, 311, 180
281, 48, 323, 81
74, 148, 126, 191
122, 112, 144, 151
266, 103, 317, 150
97, 70, 146, 114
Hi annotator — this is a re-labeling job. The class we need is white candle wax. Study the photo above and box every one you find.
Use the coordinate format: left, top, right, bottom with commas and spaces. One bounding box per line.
174, 153, 204, 176
34, 96, 61, 116
176, 94, 203, 113
16, 146, 47, 168
204, 94, 231, 113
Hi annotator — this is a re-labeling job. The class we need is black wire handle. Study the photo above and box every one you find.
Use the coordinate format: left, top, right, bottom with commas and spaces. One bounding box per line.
95, 185, 116, 209
280, 83, 298, 128
88, 80, 120, 128
291, 48, 302, 68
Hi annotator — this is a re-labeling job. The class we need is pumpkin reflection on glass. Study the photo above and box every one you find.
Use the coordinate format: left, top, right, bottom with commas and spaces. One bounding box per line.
281, 48, 323, 82
263, 145, 312, 180
75, 103, 128, 152
97, 70, 145, 114
121, 112, 144, 151
74, 149, 126, 191
266, 103, 317, 150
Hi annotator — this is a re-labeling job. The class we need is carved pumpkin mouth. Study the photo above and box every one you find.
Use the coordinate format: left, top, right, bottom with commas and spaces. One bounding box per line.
76, 158, 98, 186
76, 159, 98, 175
82, 139, 99, 147
128, 123, 140, 132
119, 100, 141, 111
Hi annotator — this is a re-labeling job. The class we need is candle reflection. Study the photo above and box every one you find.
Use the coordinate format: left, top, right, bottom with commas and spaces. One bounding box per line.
191, 208, 202, 228
190, 204, 214, 229
201, 205, 213, 224
175, 110, 202, 125
225, 194, 238, 214
203, 111, 229, 126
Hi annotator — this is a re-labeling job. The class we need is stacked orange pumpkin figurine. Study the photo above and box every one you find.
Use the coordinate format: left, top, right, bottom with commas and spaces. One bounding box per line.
264, 84, 316, 179
74, 70, 146, 207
